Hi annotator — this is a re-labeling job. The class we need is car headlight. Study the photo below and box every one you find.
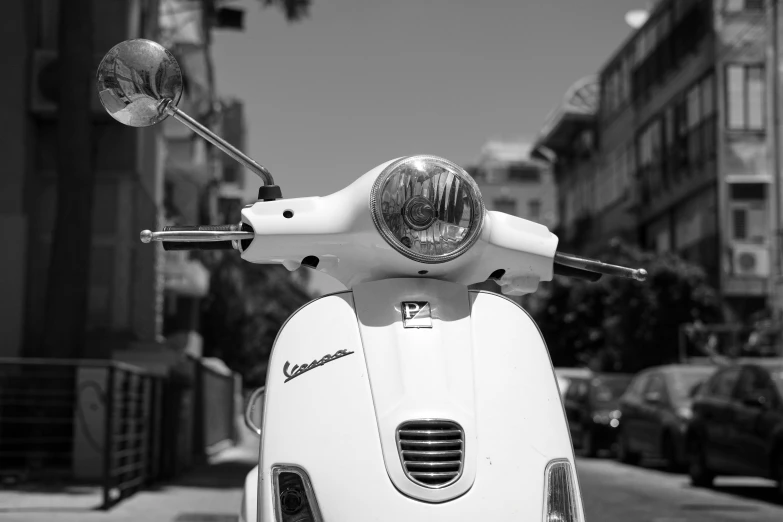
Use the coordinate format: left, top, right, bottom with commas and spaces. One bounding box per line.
370, 155, 486, 264
676, 406, 692, 421
592, 410, 621, 426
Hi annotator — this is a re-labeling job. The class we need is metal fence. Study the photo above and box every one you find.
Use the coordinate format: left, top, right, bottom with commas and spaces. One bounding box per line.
0, 356, 240, 509
0, 358, 164, 509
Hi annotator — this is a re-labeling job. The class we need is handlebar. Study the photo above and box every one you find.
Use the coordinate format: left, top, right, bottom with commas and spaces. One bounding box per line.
140, 225, 252, 251
552, 262, 603, 282
553, 251, 647, 282
136, 226, 647, 283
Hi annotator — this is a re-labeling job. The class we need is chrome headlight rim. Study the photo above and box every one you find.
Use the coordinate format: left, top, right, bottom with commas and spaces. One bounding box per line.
369, 155, 486, 265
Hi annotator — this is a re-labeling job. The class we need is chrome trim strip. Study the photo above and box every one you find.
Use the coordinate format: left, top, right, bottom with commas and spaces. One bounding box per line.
399, 429, 462, 437
401, 450, 463, 458
399, 439, 461, 447
409, 471, 459, 478
404, 460, 462, 468
396, 419, 465, 489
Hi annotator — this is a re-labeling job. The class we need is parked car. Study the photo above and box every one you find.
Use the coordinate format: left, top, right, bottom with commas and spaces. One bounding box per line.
554, 367, 592, 399
616, 364, 716, 470
686, 360, 783, 496
564, 373, 633, 457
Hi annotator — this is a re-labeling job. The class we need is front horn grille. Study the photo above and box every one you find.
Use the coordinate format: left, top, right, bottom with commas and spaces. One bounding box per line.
396, 419, 464, 489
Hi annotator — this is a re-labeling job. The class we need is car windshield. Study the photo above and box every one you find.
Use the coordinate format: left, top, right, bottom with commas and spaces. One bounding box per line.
668, 368, 715, 405
592, 377, 632, 404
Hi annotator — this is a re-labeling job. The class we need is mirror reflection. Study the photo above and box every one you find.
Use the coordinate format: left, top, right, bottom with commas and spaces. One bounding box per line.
96, 38, 183, 127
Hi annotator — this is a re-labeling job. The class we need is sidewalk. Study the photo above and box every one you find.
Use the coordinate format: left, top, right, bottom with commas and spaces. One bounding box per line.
0, 428, 259, 522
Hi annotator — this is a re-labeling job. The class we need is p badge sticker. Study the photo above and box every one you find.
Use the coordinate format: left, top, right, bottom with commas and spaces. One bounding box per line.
401, 302, 432, 328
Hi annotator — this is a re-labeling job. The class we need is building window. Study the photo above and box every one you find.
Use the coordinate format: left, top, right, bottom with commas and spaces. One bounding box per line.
528, 199, 541, 221
223, 163, 240, 184
727, 64, 765, 130
730, 184, 767, 243
494, 197, 517, 216
687, 84, 701, 129
725, 0, 764, 11
732, 206, 766, 242
507, 164, 540, 183
638, 118, 663, 200
218, 197, 242, 223
631, 3, 707, 103
702, 74, 715, 117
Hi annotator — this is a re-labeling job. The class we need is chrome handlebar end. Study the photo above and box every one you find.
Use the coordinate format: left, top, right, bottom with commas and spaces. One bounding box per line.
554, 252, 648, 282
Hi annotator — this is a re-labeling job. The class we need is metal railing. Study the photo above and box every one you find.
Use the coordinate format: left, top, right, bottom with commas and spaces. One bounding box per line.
0, 358, 164, 509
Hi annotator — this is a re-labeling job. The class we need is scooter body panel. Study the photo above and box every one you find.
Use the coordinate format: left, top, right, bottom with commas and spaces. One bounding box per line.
240, 160, 559, 297
251, 279, 581, 522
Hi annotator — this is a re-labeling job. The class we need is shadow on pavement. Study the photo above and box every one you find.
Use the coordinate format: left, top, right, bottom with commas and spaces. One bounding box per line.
0, 442, 258, 514
0, 506, 98, 514
166, 458, 257, 490
0, 483, 99, 495
709, 484, 782, 506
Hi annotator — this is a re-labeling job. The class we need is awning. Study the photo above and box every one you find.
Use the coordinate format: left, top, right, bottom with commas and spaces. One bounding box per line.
164, 252, 210, 297
533, 75, 600, 157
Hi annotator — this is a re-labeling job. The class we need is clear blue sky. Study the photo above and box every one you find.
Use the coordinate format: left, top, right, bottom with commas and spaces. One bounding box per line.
211, 0, 641, 293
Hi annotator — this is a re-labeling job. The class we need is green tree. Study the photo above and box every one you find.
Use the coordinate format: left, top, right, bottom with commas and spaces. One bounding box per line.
534, 240, 724, 372
536, 277, 607, 368
200, 255, 312, 387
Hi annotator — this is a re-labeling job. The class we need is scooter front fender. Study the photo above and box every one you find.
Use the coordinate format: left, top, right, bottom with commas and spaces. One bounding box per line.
246, 279, 582, 521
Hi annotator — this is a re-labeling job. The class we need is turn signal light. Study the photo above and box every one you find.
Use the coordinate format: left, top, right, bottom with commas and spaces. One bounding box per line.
543, 459, 583, 522
272, 465, 322, 522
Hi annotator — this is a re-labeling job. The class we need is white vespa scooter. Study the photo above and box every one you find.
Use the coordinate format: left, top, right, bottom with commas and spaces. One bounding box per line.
97, 40, 646, 522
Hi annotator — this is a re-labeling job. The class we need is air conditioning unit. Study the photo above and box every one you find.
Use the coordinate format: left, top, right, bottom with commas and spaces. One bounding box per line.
732, 244, 770, 277
30, 49, 106, 115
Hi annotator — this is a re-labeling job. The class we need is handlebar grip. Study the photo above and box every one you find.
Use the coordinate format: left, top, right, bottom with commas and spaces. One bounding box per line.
163, 241, 234, 251
161, 226, 235, 251
553, 262, 602, 282
163, 225, 237, 232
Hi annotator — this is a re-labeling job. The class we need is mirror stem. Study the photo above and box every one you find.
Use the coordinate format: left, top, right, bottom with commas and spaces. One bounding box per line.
160, 99, 275, 186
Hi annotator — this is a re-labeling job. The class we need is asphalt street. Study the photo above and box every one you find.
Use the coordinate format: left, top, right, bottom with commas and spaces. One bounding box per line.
577, 457, 783, 522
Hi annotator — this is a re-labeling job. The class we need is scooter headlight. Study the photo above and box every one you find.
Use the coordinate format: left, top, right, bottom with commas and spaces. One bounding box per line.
370, 155, 485, 264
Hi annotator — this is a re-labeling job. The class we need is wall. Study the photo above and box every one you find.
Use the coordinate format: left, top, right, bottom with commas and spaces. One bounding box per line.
715, 3, 772, 303
19, 0, 166, 357
0, 0, 31, 357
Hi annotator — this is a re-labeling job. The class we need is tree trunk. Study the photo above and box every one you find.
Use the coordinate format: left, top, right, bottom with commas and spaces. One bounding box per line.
39, 0, 95, 359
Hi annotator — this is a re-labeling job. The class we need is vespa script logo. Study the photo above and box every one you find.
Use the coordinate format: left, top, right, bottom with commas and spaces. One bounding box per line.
282, 349, 355, 383
401, 302, 432, 328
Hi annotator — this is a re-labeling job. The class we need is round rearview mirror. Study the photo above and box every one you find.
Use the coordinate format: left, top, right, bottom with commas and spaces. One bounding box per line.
96, 39, 183, 127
